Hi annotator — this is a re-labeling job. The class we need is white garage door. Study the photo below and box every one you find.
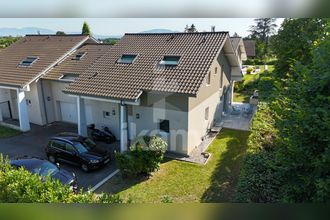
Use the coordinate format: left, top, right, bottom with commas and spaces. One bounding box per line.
60, 102, 93, 124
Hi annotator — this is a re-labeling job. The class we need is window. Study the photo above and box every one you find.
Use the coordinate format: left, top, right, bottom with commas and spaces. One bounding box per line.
65, 143, 76, 153
205, 107, 209, 120
215, 67, 218, 74
19, 56, 38, 67
206, 71, 211, 85
51, 140, 66, 150
159, 56, 180, 66
117, 54, 137, 64
159, 119, 169, 133
73, 52, 86, 60
59, 73, 78, 82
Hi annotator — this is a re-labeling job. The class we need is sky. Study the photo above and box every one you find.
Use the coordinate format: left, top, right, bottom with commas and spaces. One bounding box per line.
0, 18, 285, 37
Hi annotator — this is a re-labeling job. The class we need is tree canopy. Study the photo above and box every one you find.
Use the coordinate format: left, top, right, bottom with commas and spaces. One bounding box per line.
82, 21, 91, 35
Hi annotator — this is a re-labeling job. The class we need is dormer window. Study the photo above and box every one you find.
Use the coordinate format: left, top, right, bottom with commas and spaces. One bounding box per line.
19, 56, 38, 67
117, 54, 137, 64
59, 73, 78, 82
159, 56, 180, 66
73, 52, 86, 60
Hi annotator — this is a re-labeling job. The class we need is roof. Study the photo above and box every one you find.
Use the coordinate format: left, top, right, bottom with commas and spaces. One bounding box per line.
43, 43, 112, 80
243, 40, 256, 57
0, 35, 89, 88
230, 37, 241, 51
64, 32, 229, 100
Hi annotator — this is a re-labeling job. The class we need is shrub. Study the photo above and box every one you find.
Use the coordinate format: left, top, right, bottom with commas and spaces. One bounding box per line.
0, 154, 122, 203
246, 67, 253, 74
116, 136, 167, 177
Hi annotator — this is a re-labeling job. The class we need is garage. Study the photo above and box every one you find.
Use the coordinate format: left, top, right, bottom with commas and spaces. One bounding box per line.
59, 102, 93, 125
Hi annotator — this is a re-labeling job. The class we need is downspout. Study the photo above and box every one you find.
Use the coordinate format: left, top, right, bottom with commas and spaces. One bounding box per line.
40, 79, 49, 124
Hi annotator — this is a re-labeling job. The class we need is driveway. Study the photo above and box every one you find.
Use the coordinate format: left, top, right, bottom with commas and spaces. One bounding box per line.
0, 121, 119, 191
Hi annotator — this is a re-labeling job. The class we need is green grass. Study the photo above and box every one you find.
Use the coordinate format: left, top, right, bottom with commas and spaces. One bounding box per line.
97, 129, 250, 203
0, 125, 20, 138
233, 65, 274, 103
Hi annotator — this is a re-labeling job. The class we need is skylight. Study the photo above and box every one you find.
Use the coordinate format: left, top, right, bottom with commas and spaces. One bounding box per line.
19, 56, 38, 67
59, 73, 78, 82
73, 52, 86, 60
117, 54, 137, 64
159, 56, 180, 66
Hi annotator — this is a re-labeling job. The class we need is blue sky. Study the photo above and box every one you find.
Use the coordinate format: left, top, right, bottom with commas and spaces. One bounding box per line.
0, 18, 284, 37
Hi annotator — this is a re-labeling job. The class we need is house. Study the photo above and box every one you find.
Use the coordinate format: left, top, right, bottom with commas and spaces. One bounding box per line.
0, 32, 244, 156
0, 34, 100, 131
243, 40, 256, 59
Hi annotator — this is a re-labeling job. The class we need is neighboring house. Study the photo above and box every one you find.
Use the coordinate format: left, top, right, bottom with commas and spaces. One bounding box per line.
0, 32, 244, 156
243, 40, 256, 59
0, 34, 99, 131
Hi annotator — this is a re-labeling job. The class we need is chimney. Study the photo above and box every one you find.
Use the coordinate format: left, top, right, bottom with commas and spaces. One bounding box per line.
211, 26, 215, 32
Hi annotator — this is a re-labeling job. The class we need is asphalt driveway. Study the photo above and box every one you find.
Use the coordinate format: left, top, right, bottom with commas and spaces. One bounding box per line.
0, 121, 119, 191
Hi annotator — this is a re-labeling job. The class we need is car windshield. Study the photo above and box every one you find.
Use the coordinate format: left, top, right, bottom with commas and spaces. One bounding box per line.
73, 138, 96, 154
32, 162, 59, 176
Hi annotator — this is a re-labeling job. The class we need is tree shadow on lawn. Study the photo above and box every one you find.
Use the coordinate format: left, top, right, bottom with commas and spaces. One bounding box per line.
98, 158, 173, 195
200, 131, 249, 202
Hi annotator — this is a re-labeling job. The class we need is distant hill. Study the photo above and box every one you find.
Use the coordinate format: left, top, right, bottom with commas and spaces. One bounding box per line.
140, 29, 177, 34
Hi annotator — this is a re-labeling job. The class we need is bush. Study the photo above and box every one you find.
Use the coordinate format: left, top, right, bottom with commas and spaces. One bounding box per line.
0, 154, 122, 203
116, 136, 167, 177
246, 67, 253, 74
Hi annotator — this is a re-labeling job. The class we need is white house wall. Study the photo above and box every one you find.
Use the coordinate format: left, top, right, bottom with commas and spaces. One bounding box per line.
131, 102, 189, 154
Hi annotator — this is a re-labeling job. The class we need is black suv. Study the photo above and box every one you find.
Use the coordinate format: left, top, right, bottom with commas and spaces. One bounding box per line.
45, 133, 111, 172
10, 157, 78, 192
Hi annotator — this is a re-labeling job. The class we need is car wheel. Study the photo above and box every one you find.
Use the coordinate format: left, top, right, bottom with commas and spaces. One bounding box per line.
81, 164, 89, 172
48, 155, 56, 163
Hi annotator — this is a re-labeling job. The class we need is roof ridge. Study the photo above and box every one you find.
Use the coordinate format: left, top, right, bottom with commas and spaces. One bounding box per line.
124, 31, 229, 36
25, 34, 89, 37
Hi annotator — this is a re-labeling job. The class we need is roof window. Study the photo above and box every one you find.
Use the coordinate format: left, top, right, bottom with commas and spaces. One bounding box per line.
117, 54, 137, 64
19, 56, 38, 67
73, 52, 87, 60
159, 56, 180, 66
59, 73, 78, 82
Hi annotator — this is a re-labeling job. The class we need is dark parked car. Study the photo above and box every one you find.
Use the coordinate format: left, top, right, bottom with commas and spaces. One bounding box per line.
44, 132, 111, 172
10, 157, 78, 192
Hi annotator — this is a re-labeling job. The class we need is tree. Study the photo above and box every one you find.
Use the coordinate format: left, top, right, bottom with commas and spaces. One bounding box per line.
184, 24, 198, 33
248, 18, 277, 61
56, 31, 66, 35
272, 18, 327, 77
82, 21, 91, 35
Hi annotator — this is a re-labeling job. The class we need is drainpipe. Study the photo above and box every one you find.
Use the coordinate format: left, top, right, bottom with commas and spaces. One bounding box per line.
120, 101, 128, 152
40, 79, 49, 124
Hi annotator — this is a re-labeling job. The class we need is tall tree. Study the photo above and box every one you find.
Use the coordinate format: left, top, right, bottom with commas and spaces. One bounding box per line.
272, 18, 328, 77
82, 21, 91, 35
249, 18, 277, 60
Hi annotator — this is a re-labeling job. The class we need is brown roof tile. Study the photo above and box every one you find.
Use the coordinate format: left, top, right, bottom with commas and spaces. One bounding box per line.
43, 43, 112, 81
65, 32, 228, 100
0, 35, 89, 88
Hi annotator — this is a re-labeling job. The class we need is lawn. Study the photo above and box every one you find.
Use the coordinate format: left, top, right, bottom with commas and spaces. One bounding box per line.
233, 65, 274, 103
97, 129, 250, 203
0, 125, 20, 138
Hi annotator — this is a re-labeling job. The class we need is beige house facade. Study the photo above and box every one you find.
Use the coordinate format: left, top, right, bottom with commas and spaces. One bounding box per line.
0, 32, 246, 155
